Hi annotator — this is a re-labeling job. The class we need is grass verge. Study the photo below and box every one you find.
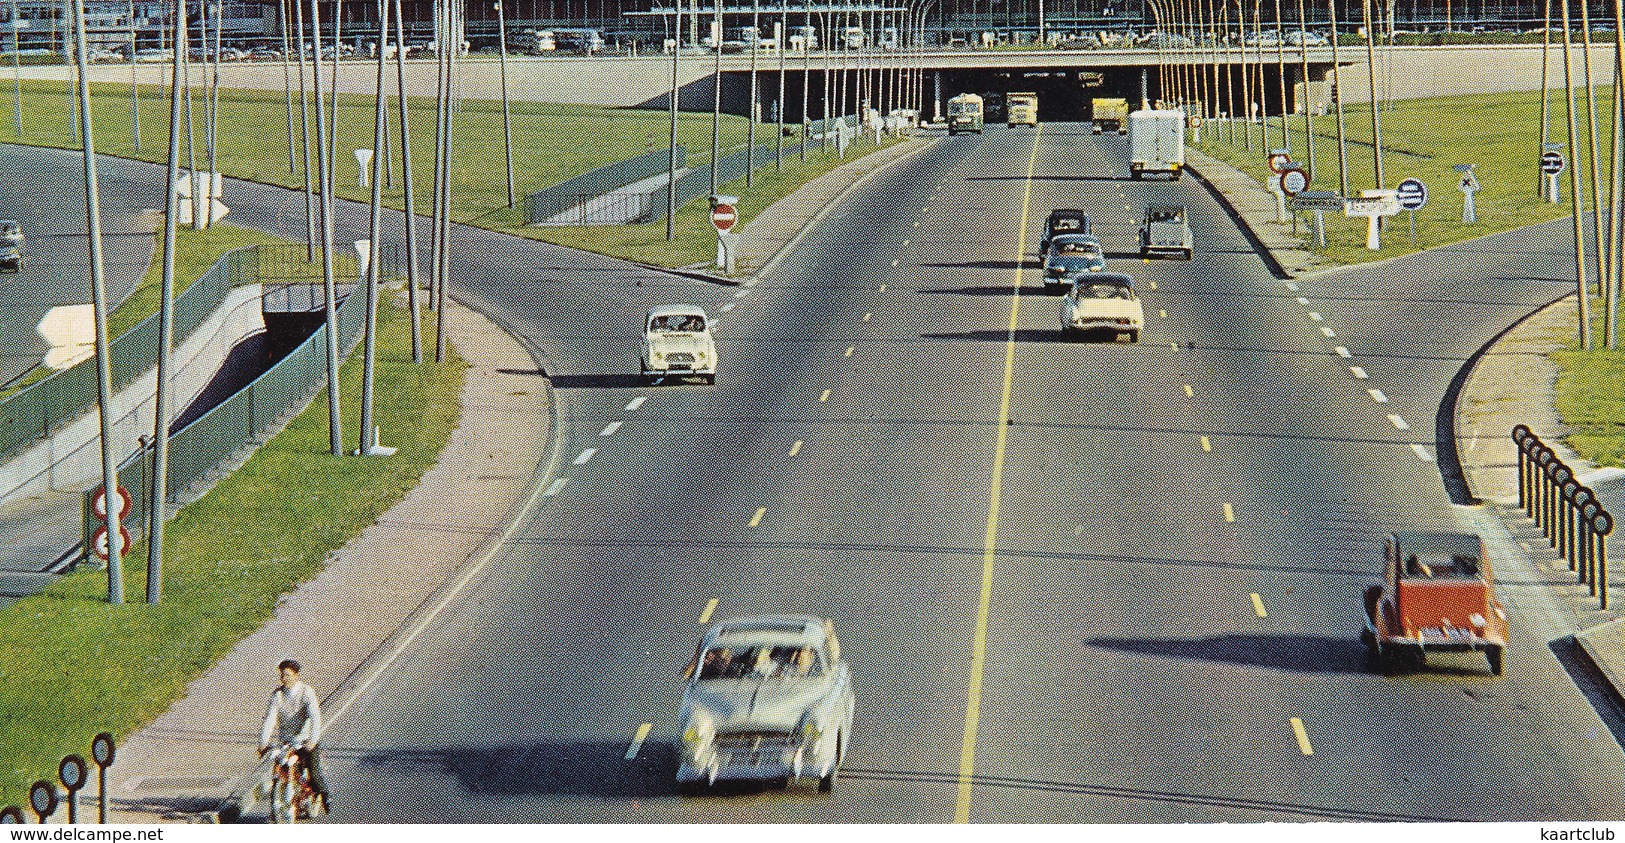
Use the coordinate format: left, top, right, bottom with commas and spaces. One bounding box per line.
0, 249, 464, 809
1554, 310, 1625, 468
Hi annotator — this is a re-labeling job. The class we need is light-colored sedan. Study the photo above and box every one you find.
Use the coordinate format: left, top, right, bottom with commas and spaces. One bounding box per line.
678, 615, 854, 792
640, 304, 716, 384
1061, 271, 1143, 342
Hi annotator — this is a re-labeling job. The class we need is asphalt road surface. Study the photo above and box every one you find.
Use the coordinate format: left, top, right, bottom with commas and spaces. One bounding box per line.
0, 144, 157, 385
78, 124, 1625, 822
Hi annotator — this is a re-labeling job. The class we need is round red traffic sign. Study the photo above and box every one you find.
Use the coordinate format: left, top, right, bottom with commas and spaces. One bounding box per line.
1278, 166, 1309, 196
1268, 152, 1291, 174
92, 485, 132, 521
711, 203, 737, 232
91, 525, 132, 561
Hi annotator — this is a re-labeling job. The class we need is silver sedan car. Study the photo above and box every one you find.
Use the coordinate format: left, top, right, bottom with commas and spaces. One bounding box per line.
678, 615, 855, 792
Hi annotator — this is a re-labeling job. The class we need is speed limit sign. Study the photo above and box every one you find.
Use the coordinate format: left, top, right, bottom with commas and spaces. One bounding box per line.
1268, 151, 1292, 173
92, 485, 132, 520
1279, 166, 1309, 196
91, 525, 132, 562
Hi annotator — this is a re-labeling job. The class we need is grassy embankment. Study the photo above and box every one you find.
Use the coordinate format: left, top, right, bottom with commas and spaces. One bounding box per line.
1194, 86, 1625, 469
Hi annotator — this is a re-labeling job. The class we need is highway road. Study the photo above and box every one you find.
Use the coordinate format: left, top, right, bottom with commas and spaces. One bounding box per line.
87, 122, 1625, 821
0, 145, 157, 385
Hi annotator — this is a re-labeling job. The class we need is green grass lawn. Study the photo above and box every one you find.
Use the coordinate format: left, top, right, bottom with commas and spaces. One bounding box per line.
0, 223, 463, 810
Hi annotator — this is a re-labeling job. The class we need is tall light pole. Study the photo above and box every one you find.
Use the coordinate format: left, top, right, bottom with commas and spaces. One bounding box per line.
777, 0, 787, 168
295, 0, 316, 259
148, 0, 189, 605
667, 5, 679, 239
359, 0, 390, 456
128, 0, 139, 151
1609, 0, 1624, 347
309, 0, 345, 454
1578, 0, 1607, 293
1361, 0, 1382, 189
1538, 0, 1552, 197
710, 0, 722, 195
392, 0, 421, 363
747, 0, 759, 186
497, 0, 516, 206
70, 0, 120, 602
1329, 0, 1347, 196
1296, 0, 1312, 180
1560, 0, 1592, 349
282, 0, 296, 174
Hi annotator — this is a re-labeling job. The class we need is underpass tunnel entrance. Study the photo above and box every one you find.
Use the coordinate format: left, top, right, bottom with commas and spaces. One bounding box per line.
728, 60, 1333, 127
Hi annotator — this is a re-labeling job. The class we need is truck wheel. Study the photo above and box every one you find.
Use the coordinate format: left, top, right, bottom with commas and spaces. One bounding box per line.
1183, 249, 1193, 261
1127, 330, 1139, 343
1130, 170, 1142, 180
1487, 645, 1504, 676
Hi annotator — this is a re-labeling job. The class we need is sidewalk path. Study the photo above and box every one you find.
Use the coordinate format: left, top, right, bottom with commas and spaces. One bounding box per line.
1185, 145, 1625, 713
101, 297, 551, 822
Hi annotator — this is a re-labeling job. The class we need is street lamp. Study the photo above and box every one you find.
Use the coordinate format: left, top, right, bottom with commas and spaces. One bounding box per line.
710, 0, 721, 196
496, 0, 516, 206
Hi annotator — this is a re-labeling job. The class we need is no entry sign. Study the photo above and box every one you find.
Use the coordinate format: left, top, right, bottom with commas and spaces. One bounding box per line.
711, 203, 738, 232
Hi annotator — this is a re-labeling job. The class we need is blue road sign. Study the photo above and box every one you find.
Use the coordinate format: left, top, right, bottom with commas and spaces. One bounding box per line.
1395, 177, 1427, 211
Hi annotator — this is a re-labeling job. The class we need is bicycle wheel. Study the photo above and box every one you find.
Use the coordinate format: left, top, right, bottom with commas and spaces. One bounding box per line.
271, 776, 298, 823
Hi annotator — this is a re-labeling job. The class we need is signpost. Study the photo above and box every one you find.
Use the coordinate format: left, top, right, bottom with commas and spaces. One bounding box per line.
1395, 177, 1427, 244
92, 485, 132, 521
92, 524, 131, 564
1290, 190, 1344, 248
1346, 189, 1401, 250
710, 194, 739, 274
1456, 164, 1481, 224
1279, 167, 1309, 237
1541, 144, 1564, 204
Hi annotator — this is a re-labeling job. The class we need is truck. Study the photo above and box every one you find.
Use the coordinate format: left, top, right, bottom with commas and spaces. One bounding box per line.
946, 93, 984, 135
1090, 97, 1129, 134
1006, 92, 1038, 126
1128, 109, 1184, 180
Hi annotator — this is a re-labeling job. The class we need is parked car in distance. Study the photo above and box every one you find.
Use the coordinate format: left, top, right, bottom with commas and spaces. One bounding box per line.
1039, 208, 1091, 255
0, 220, 24, 246
0, 242, 19, 272
133, 47, 171, 62
678, 616, 854, 792
1043, 234, 1105, 293
641, 305, 716, 384
1362, 531, 1508, 675
1061, 271, 1142, 342
1139, 204, 1193, 259
1284, 30, 1329, 46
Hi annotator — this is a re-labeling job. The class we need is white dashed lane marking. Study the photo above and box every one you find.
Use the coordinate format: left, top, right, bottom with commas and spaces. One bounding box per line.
626, 397, 647, 411
1412, 444, 1435, 461
600, 422, 622, 436
625, 724, 653, 761
1388, 415, 1410, 430
1368, 389, 1388, 403
1320, 327, 1336, 337
573, 448, 598, 465
1351, 366, 1368, 379
542, 477, 569, 496
1334, 346, 1351, 358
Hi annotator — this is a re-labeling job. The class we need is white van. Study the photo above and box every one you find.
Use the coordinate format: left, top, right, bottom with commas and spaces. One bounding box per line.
641, 305, 717, 384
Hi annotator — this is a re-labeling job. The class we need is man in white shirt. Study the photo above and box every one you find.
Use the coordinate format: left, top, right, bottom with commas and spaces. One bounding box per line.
258, 659, 330, 814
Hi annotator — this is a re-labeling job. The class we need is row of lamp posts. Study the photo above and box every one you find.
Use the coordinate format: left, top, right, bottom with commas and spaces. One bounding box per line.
1514, 425, 1615, 609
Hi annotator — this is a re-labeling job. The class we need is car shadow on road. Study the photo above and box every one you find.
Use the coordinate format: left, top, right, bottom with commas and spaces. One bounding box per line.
546, 373, 650, 389
352, 740, 684, 799
916, 260, 1036, 271
964, 175, 1136, 183
1087, 633, 1375, 675
922, 329, 1130, 345
917, 284, 1051, 297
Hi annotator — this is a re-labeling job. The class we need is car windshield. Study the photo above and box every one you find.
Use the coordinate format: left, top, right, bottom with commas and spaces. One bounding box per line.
1075, 281, 1133, 299
697, 645, 822, 680
1050, 217, 1084, 232
650, 315, 705, 332
1050, 256, 1098, 274
1402, 552, 1482, 580
1149, 208, 1184, 223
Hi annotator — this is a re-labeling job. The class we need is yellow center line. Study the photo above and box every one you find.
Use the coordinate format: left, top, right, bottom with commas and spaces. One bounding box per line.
1223, 503, 1235, 522
863, 312, 873, 322
1290, 717, 1314, 755
1159, 310, 1167, 319
819, 389, 832, 402
625, 723, 653, 760
879, 283, 887, 293
789, 440, 803, 456
748, 507, 766, 527
957, 121, 1043, 825
1148, 280, 1157, 290
699, 598, 719, 623
1251, 593, 1267, 617
1200, 435, 1211, 452
1183, 384, 1194, 397
844, 346, 855, 358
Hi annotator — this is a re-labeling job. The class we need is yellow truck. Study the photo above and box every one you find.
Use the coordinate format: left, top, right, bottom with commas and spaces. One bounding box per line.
1091, 97, 1129, 135
1006, 91, 1038, 126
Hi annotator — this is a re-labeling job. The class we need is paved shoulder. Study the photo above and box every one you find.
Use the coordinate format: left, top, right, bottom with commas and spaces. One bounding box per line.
103, 298, 551, 823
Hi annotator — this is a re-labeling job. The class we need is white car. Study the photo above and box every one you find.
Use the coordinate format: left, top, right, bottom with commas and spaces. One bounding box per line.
1061, 271, 1143, 342
640, 305, 716, 384
678, 616, 854, 792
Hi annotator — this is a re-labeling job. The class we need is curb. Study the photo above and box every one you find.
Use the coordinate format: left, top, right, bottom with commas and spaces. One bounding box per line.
1574, 618, 1625, 712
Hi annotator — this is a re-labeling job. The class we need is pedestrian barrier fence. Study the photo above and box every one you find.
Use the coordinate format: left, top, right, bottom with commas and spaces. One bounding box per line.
1513, 424, 1613, 609
0, 248, 258, 464
522, 146, 686, 225
640, 137, 825, 224
81, 244, 371, 560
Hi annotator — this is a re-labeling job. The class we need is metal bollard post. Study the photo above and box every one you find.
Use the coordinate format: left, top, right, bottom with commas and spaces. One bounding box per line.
28, 781, 56, 823
90, 734, 114, 824
1514, 426, 1530, 513
58, 755, 85, 824
1595, 511, 1613, 610
1576, 487, 1596, 587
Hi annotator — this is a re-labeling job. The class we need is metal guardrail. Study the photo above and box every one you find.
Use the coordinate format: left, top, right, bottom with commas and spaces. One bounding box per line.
522, 146, 686, 225
0, 248, 258, 464
640, 138, 823, 224
535, 192, 653, 226
1514, 424, 1614, 609
81, 245, 369, 560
